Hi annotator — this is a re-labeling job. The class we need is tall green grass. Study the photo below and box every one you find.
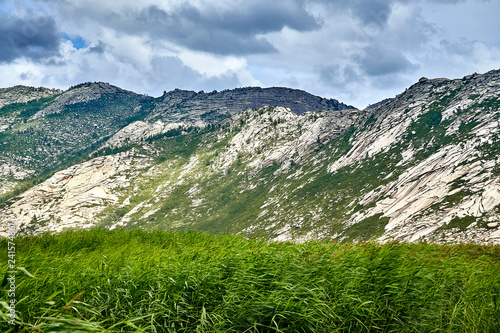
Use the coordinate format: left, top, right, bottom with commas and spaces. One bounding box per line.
1, 229, 499, 332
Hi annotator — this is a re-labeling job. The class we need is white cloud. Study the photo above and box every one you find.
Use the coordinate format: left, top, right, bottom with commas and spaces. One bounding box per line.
0, 0, 499, 109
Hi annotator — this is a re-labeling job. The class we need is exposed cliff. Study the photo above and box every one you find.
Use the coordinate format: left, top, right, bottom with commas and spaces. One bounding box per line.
147, 86, 355, 122
1, 71, 500, 243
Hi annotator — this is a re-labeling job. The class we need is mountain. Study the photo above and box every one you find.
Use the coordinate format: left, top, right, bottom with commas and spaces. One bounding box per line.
0, 84, 351, 195
0, 82, 150, 191
147, 86, 355, 122
1, 71, 500, 244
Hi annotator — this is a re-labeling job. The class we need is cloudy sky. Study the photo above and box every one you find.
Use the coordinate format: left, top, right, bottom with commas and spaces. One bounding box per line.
1, 0, 499, 108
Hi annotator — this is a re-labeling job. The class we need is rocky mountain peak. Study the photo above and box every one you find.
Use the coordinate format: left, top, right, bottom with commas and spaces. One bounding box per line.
152, 86, 356, 120
32, 82, 147, 119
68, 81, 136, 95
0, 85, 62, 109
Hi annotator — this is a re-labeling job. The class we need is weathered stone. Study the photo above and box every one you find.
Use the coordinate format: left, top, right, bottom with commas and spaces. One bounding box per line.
0, 151, 151, 237
0, 85, 61, 109
147, 87, 355, 124
2, 70, 500, 244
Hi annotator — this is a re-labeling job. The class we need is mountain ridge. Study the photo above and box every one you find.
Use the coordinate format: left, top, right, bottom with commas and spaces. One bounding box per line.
1, 70, 500, 243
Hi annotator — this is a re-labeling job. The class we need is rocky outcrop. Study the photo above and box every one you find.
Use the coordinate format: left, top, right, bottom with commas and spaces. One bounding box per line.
213, 106, 361, 173
1, 71, 500, 244
0, 85, 61, 109
102, 120, 203, 149
0, 151, 151, 236
337, 69, 500, 243
32, 82, 147, 119
146, 87, 356, 124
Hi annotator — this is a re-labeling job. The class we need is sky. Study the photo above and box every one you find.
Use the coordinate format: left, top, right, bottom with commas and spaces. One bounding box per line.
0, 0, 499, 108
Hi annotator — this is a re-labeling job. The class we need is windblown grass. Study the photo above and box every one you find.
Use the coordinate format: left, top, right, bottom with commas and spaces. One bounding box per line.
1, 229, 499, 332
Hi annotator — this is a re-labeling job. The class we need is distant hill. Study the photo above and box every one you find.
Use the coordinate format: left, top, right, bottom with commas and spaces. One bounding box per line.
147, 86, 355, 123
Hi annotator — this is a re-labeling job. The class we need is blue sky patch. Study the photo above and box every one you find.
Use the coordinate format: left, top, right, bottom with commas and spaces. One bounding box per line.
63, 34, 86, 50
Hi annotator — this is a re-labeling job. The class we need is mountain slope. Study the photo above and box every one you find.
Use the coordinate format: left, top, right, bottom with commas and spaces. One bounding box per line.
0, 84, 352, 179
1, 71, 500, 243
0, 85, 61, 109
0, 84, 352, 201
333, 71, 500, 243
0, 82, 151, 184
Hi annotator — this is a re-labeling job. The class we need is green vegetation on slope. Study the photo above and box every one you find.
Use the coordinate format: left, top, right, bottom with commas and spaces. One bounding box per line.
1, 229, 499, 332
0, 95, 60, 118
0, 90, 156, 210
1, 89, 154, 179
92, 120, 404, 241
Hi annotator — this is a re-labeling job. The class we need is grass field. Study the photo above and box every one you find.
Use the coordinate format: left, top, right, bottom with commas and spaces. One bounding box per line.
1, 229, 499, 332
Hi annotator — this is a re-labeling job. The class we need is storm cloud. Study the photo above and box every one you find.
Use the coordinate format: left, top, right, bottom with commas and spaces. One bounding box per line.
53, 0, 320, 55
0, 13, 60, 62
355, 45, 418, 77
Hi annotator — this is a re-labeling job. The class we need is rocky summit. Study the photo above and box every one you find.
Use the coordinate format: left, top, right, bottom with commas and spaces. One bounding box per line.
1, 70, 500, 244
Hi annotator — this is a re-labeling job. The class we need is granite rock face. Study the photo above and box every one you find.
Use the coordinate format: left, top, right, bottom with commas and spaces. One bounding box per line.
333, 70, 500, 243
146, 87, 356, 123
0, 151, 151, 236
212, 106, 362, 174
0, 85, 61, 109
102, 121, 189, 149
1, 71, 500, 244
